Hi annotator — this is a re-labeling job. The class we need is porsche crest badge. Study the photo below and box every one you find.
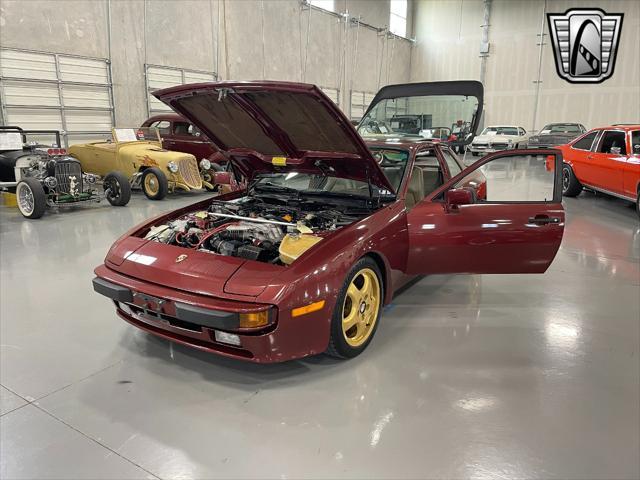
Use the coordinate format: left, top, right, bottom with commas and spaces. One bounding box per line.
547, 8, 623, 84
175, 254, 188, 263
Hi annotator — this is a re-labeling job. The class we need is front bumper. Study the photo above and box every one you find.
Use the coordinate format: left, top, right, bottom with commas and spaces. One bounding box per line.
469, 144, 513, 154
93, 265, 330, 363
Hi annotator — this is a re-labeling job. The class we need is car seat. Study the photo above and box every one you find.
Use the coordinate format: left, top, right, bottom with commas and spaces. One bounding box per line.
405, 166, 425, 209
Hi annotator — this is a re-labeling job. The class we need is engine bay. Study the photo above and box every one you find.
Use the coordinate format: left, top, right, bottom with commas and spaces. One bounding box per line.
144, 196, 375, 265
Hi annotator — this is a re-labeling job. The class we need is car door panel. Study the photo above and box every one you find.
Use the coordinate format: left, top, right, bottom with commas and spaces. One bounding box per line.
406, 149, 564, 275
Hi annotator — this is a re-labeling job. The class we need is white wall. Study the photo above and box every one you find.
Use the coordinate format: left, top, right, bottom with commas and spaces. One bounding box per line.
0, 0, 414, 125
410, 0, 640, 131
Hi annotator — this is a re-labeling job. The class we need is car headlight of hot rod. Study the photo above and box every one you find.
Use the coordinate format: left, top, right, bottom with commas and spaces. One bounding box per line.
199, 159, 211, 171
167, 161, 179, 173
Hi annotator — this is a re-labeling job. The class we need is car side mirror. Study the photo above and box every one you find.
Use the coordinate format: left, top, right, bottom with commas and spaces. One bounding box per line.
445, 188, 474, 210
213, 171, 232, 185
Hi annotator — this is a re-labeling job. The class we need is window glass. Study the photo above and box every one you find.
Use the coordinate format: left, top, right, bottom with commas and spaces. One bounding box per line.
173, 122, 192, 136
442, 149, 463, 176
309, 0, 334, 11
572, 131, 598, 151
543, 124, 583, 134
598, 131, 627, 155
369, 147, 410, 192
631, 131, 640, 155
150, 121, 170, 135
358, 95, 479, 140
454, 154, 555, 202
390, 0, 407, 37
481, 126, 519, 136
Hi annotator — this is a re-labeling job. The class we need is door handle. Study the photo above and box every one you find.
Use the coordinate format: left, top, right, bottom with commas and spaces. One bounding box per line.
528, 214, 561, 225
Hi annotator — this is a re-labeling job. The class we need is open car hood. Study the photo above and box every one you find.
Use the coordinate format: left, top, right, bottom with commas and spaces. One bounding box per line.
153, 81, 395, 192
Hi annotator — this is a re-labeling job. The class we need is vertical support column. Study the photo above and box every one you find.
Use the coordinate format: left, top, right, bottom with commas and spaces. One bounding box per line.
479, 0, 492, 85
107, 0, 115, 131
54, 54, 68, 148
532, 0, 547, 132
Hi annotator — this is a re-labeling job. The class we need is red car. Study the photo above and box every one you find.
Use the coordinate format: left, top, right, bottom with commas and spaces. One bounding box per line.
93, 81, 565, 363
559, 125, 640, 216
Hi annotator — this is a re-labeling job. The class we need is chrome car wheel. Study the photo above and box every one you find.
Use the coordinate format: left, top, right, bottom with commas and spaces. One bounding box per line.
17, 182, 34, 216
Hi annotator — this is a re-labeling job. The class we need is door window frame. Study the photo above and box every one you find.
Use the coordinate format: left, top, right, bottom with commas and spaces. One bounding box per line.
571, 130, 600, 152
595, 129, 627, 155
426, 148, 563, 205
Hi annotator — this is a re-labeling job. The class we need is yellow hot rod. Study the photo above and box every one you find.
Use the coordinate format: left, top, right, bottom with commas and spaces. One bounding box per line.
68, 128, 209, 200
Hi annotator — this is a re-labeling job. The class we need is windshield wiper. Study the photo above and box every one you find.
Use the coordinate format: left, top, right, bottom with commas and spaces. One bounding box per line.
253, 182, 301, 196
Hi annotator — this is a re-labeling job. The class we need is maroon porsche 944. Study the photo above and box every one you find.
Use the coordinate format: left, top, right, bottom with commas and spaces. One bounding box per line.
93, 80, 564, 363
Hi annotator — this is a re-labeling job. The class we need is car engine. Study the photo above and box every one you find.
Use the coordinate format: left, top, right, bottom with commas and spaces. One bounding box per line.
144, 197, 371, 265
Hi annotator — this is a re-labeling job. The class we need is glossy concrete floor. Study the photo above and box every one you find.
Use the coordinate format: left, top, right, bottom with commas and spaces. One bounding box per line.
1, 188, 639, 480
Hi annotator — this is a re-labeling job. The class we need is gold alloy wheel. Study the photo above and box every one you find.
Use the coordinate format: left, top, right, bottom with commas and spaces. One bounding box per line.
342, 268, 381, 347
143, 173, 160, 196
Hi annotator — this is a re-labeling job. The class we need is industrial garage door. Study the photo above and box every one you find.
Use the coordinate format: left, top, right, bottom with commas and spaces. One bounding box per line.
320, 87, 340, 106
0, 48, 114, 146
145, 65, 216, 116
350, 90, 376, 121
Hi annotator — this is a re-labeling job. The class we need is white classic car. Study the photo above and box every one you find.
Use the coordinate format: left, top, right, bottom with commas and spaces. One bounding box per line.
469, 125, 529, 156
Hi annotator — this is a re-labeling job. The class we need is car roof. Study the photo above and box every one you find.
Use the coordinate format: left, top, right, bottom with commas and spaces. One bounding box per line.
484, 125, 521, 128
591, 125, 640, 131
145, 113, 186, 123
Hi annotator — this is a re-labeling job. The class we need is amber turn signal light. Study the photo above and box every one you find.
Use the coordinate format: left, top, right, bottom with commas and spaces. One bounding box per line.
239, 310, 270, 328
291, 300, 325, 318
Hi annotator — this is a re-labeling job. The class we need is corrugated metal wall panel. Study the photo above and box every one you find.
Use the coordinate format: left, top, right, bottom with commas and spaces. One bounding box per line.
58, 56, 110, 84
65, 110, 113, 133
0, 49, 57, 80
183, 71, 215, 84
5, 107, 63, 130
62, 85, 111, 109
145, 65, 216, 115
2, 80, 60, 107
350, 90, 375, 120
320, 87, 340, 105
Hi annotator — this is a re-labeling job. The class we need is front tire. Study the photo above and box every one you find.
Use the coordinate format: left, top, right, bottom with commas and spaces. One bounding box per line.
141, 167, 168, 200
326, 257, 383, 359
16, 178, 47, 219
562, 164, 583, 197
104, 171, 131, 206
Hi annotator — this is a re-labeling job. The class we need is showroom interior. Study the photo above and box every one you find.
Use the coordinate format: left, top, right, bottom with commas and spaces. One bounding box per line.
0, 0, 638, 478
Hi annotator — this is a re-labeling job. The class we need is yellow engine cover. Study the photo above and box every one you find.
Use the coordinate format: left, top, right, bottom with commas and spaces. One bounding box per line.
279, 234, 323, 265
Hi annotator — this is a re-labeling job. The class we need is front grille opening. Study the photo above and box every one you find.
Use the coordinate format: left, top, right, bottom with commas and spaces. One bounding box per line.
125, 303, 203, 332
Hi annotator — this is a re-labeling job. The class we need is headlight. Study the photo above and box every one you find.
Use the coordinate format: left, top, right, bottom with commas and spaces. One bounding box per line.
44, 176, 57, 188
83, 173, 98, 184
199, 159, 211, 170
167, 161, 179, 173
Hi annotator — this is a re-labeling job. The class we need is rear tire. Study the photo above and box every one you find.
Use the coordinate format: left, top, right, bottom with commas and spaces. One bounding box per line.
141, 167, 168, 200
326, 257, 383, 359
562, 164, 583, 197
16, 178, 47, 219
104, 171, 131, 206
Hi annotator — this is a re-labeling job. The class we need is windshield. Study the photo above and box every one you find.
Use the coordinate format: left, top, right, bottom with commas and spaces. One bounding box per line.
541, 124, 583, 134
358, 95, 479, 142
112, 127, 160, 143
253, 148, 409, 197
481, 126, 519, 136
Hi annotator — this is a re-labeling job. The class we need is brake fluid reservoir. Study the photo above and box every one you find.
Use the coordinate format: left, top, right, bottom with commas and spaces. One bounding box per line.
279, 234, 323, 265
